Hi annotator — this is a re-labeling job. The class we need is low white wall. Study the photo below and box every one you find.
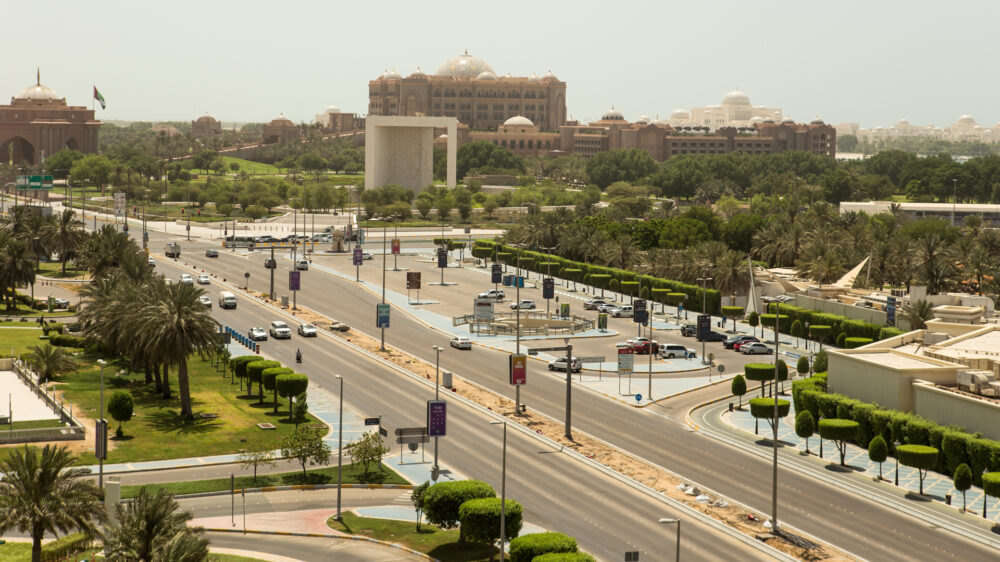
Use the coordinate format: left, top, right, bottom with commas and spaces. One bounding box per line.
912, 380, 1000, 441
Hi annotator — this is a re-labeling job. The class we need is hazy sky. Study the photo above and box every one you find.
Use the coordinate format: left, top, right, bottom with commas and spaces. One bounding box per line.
4, 1, 998, 128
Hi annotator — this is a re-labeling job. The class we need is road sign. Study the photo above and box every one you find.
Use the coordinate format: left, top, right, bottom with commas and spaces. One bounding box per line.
379, 426, 388, 437
27, 175, 53, 189
625, 551, 640, 561
353, 247, 363, 266
395, 427, 429, 444
288, 270, 301, 291
617, 347, 634, 377
406, 271, 421, 290
697, 314, 711, 339
634, 299, 648, 324
635, 394, 642, 402
717, 364, 726, 373
560, 303, 570, 317
491, 264, 503, 284
95, 419, 108, 460
474, 297, 494, 321
364, 417, 380, 426
376, 303, 390, 328
391, 238, 400, 254
427, 400, 447, 437
113, 192, 127, 216
437, 248, 448, 268
543, 277, 555, 299
509, 354, 527, 385
598, 313, 608, 331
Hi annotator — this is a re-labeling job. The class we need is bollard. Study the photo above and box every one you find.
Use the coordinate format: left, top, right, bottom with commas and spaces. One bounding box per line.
946, 494, 952, 505
729, 402, 734, 412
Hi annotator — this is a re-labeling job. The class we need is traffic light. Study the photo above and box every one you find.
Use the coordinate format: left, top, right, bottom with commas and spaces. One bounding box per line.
181, 208, 185, 215
197, 210, 201, 216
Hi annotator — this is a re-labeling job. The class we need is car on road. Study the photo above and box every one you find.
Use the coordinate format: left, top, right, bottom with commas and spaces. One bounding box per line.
198, 295, 212, 308
248, 327, 267, 341
509, 299, 536, 310
548, 357, 582, 372
450, 337, 472, 350
680, 324, 697, 337
295, 260, 309, 270
626, 337, 659, 354
741, 342, 773, 355
147, 257, 156, 267
696, 331, 727, 342
724, 334, 757, 349
179, 274, 194, 285
256, 236, 278, 244
269, 321, 292, 339
197, 274, 211, 285
584, 299, 607, 310
659, 344, 696, 359
596, 302, 618, 313
51, 297, 70, 309
477, 289, 505, 302
732, 337, 761, 352
297, 323, 318, 337
205, 249, 219, 258
609, 305, 634, 318
362, 252, 374, 260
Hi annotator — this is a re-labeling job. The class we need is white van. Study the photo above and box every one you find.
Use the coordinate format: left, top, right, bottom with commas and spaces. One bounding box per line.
219, 291, 237, 309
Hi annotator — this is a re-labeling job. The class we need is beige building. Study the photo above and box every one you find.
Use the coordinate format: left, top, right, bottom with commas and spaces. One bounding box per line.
687, 90, 783, 130
191, 113, 222, 137
314, 105, 362, 135
851, 114, 1000, 145
261, 114, 300, 144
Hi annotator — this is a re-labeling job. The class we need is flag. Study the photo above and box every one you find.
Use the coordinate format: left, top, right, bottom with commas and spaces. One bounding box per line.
93, 86, 106, 110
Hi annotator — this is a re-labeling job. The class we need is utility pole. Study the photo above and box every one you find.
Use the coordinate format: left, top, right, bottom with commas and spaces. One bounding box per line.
269, 247, 275, 300
381, 220, 387, 351
697, 277, 713, 364
432, 346, 444, 481
771, 302, 781, 531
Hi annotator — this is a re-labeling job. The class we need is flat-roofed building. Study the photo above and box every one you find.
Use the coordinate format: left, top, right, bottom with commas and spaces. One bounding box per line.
839, 200, 1000, 227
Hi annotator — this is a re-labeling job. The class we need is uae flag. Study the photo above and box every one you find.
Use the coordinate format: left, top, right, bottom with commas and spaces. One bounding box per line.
93, 86, 106, 109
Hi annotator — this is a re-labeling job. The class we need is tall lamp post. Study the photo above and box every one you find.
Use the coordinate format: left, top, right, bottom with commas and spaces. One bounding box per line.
696, 277, 713, 365
380, 219, 388, 351
952, 178, 958, 226
335, 375, 344, 521
96, 358, 107, 490
490, 420, 508, 560
432, 345, 444, 481
658, 517, 681, 561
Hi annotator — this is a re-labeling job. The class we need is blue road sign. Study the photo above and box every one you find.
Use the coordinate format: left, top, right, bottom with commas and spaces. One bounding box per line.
635, 394, 642, 402
376, 303, 390, 328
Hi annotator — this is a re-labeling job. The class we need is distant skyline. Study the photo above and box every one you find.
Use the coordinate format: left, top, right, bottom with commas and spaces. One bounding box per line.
3, 1, 998, 129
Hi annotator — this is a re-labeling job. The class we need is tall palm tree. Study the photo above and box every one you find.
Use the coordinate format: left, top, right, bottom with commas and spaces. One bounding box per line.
904, 299, 934, 330
713, 250, 752, 297
46, 209, 85, 274
600, 232, 638, 269
962, 245, 994, 295
104, 488, 208, 562
0, 233, 36, 311
79, 225, 134, 278
0, 445, 105, 562
134, 280, 217, 419
24, 343, 78, 383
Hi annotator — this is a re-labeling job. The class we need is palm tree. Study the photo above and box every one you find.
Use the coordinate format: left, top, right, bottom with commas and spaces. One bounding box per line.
134, 280, 217, 419
46, 209, 85, 274
24, 343, 77, 383
0, 445, 105, 562
600, 232, 638, 269
0, 233, 36, 311
962, 245, 994, 295
104, 488, 208, 562
78, 225, 134, 278
713, 250, 752, 297
904, 299, 934, 330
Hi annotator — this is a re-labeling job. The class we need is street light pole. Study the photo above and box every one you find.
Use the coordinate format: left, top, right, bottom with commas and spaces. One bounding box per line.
696, 277, 713, 365
952, 178, 958, 226
432, 345, 444, 481
381, 220, 387, 351
97, 359, 106, 490
771, 302, 781, 531
335, 375, 343, 521
490, 420, 508, 560
658, 518, 681, 561
515, 246, 522, 414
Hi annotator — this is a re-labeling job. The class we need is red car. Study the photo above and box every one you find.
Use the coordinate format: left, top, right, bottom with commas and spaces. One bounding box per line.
732, 337, 760, 352
625, 337, 659, 355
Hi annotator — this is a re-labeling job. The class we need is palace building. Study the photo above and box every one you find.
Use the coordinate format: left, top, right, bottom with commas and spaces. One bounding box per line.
0, 72, 100, 165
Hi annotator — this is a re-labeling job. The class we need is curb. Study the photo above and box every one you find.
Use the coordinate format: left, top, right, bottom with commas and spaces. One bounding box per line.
168, 482, 413, 499
604, 374, 731, 409
203, 528, 435, 561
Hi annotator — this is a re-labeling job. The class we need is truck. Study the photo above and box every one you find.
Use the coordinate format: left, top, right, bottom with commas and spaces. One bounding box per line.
164, 243, 181, 258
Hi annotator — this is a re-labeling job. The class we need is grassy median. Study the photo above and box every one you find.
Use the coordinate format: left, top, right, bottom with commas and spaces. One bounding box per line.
327, 513, 494, 562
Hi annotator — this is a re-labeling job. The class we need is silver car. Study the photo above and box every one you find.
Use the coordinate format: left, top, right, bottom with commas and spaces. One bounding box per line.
741, 342, 774, 355
248, 327, 267, 341
179, 274, 194, 285
297, 323, 318, 337
197, 274, 211, 285
450, 337, 472, 350
198, 295, 212, 308
269, 321, 292, 339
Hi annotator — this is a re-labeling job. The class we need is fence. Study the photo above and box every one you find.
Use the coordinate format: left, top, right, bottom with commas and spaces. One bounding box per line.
0, 358, 86, 444
453, 312, 595, 336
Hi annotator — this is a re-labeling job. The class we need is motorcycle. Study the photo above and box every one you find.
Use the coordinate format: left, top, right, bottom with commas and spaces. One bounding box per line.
295, 350, 302, 364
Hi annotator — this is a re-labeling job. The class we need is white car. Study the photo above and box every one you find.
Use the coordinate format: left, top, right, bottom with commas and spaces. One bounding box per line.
658, 344, 694, 359
147, 258, 156, 267
596, 302, 617, 313
269, 321, 292, 339
477, 289, 505, 302
548, 357, 582, 372
609, 305, 634, 318
297, 323, 318, 337
509, 299, 536, 310
362, 252, 374, 260
741, 342, 774, 355
583, 299, 607, 310
450, 337, 472, 350
295, 260, 309, 271
197, 274, 211, 285
198, 295, 212, 308
179, 274, 194, 285
248, 327, 267, 341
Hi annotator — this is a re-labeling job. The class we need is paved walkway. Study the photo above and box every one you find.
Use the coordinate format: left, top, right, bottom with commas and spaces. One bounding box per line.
0, 370, 60, 422
725, 401, 1000, 520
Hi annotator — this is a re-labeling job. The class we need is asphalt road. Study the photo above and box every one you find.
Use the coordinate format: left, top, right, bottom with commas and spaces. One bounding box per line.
205, 532, 424, 562
137, 228, 1000, 560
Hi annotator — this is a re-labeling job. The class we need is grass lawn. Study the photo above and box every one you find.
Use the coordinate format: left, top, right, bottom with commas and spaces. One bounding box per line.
120, 461, 407, 499
327, 513, 495, 562
0, 327, 48, 356
7, 419, 65, 430
220, 156, 280, 175
53, 354, 322, 465
0, 542, 267, 561
0, 303, 74, 319
36, 261, 88, 280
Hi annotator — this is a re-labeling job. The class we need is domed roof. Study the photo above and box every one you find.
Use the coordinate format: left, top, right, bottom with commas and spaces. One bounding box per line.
195, 113, 218, 122
651, 118, 668, 126
958, 114, 975, 124
722, 89, 751, 105
382, 69, 402, 79
781, 117, 795, 124
810, 117, 824, 125
544, 70, 558, 81
270, 113, 294, 126
636, 115, 650, 124
408, 67, 428, 79
670, 108, 690, 120
503, 115, 534, 127
325, 105, 342, 114
16, 71, 60, 101
601, 106, 624, 121
896, 118, 910, 126
528, 72, 540, 82
436, 51, 494, 78
761, 118, 775, 124
476, 70, 497, 80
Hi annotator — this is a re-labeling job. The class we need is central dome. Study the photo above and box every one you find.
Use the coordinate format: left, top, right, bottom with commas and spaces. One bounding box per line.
17, 82, 60, 101
436, 51, 494, 78
503, 115, 533, 127
722, 89, 751, 106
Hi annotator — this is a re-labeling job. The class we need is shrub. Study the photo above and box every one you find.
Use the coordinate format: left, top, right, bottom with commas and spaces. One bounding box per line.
795, 410, 815, 453
722, 306, 743, 320
247, 360, 281, 404
809, 325, 832, 345
230, 355, 259, 386
796, 356, 809, 375
813, 349, 828, 372
533, 554, 596, 562
458, 497, 523, 547
851, 402, 878, 448
869, 435, 888, 479
870, 408, 894, 444
942, 431, 972, 474
263, 366, 294, 412
107, 390, 134, 437
759, 314, 789, 329
620, 280, 639, 296
889, 411, 912, 445
744, 363, 784, 397
954, 463, 973, 511
906, 417, 933, 446
41, 532, 91, 562
983, 472, 1000, 506
844, 337, 873, 349
898, 444, 940, 494
423, 480, 496, 536
731, 374, 747, 408
749, 397, 790, 435
816, 392, 848, 420
49, 334, 86, 348
509, 532, 578, 562
819, 419, 859, 466
836, 332, 847, 348
276, 373, 309, 418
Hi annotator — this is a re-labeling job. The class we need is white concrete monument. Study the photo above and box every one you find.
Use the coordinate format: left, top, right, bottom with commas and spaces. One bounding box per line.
365, 116, 457, 192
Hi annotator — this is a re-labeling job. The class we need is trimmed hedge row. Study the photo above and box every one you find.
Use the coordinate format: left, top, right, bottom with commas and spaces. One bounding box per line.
475, 240, 721, 313
791, 372, 1000, 485
765, 303, 905, 346
40, 532, 92, 562
49, 334, 87, 348
509, 532, 579, 562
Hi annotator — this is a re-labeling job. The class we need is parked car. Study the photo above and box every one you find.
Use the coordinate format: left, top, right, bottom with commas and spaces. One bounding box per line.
197, 274, 210, 285
696, 331, 727, 342
509, 299, 536, 310
626, 337, 659, 354
295, 260, 309, 270
248, 327, 267, 341
269, 321, 292, 339
198, 295, 212, 308
584, 299, 607, 310
147, 257, 156, 267
732, 337, 761, 352
659, 344, 695, 359
450, 337, 472, 350
724, 335, 757, 349
741, 342, 774, 355
609, 305, 634, 318
680, 324, 698, 337
297, 323, 318, 337
548, 357, 582, 372
51, 297, 70, 309
205, 249, 219, 258
478, 289, 505, 302
362, 252, 374, 260
179, 274, 194, 285
597, 302, 617, 313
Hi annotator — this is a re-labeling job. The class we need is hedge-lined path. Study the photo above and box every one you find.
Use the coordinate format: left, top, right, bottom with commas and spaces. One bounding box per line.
724, 400, 1000, 521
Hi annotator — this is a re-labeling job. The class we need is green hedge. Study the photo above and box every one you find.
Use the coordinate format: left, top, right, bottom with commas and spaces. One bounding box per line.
533, 554, 597, 562
749, 397, 790, 419
898, 444, 939, 470
721, 306, 744, 318
818, 419, 859, 442
844, 337, 873, 349
49, 334, 86, 348
759, 314, 789, 328
766, 303, 889, 344
41, 532, 92, 562
509, 532, 578, 562
423, 480, 496, 530
458, 497, 523, 546
984, 472, 1000, 498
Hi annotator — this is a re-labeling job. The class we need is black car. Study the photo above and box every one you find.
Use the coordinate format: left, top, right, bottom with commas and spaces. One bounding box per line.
724, 334, 757, 349
680, 324, 698, 337
697, 331, 727, 342
205, 249, 219, 257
